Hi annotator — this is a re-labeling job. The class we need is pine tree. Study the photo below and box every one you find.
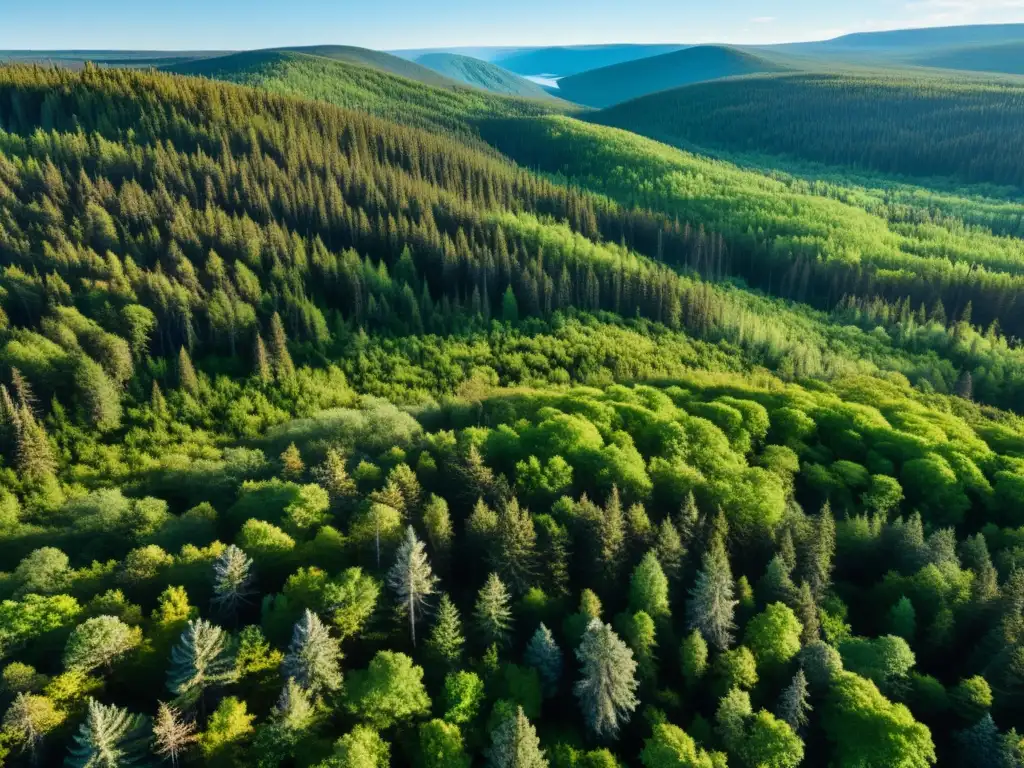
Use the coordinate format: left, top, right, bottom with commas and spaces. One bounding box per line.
574, 619, 640, 738
274, 678, 314, 732
525, 624, 563, 698
14, 401, 56, 482
962, 533, 1000, 604
776, 669, 812, 733
759, 555, 797, 607
677, 491, 699, 546
66, 698, 149, 768
680, 629, 709, 685
778, 528, 798, 572
2, 692, 63, 758
629, 551, 671, 620
212, 545, 255, 621
282, 609, 343, 695
150, 381, 168, 418
654, 517, 685, 584
598, 487, 626, 589
253, 333, 271, 383
312, 447, 358, 509
152, 702, 196, 768
427, 594, 465, 668
794, 581, 820, 645
491, 498, 537, 595
388, 526, 438, 646
475, 573, 514, 649
486, 706, 547, 768
167, 619, 237, 707
804, 503, 835, 602
686, 534, 737, 651
177, 347, 198, 394
268, 312, 295, 380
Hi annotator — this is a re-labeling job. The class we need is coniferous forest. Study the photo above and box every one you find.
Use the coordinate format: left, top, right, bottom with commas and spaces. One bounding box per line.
1, 23, 1024, 768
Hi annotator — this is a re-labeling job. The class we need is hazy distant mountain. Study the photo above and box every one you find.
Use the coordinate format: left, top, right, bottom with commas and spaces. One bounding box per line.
415, 53, 558, 99
491, 44, 687, 77
556, 45, 792, 108
911, 41, 1024, 76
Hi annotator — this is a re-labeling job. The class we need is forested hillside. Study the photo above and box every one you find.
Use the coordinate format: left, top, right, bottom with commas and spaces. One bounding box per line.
0, 42, 1022, 768
595, 72, 1024, 188
415, 54, 557, 100
555, 46, 791, 108
912, 42, 1024, 75
491, 44, 687, 77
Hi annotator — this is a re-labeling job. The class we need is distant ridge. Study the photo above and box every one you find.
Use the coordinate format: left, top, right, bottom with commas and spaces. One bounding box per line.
272, 45, 461, 87
491, 44, 686, 77
555, 45, 792, 108
415, 52, 558, 99
911, 41, 1024, 76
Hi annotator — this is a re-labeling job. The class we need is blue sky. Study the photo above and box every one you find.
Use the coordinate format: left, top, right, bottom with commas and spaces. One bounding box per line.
3, 0, 1024, 50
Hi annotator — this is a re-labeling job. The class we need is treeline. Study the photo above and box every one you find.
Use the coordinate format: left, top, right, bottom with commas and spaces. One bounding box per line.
596, 73, 1024, 188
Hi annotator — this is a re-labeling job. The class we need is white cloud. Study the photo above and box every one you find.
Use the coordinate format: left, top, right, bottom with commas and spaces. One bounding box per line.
750, 16, 776, 23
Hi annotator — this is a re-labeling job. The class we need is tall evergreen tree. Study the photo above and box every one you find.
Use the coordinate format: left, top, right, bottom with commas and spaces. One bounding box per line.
387, 526, 438, 646
66, 699, 149, 768
525, 624, 563, 699
313, 447, 358, 509
491, 498, 537, 595
486, 706, 547, 768
686, 534, 738, 651
2, 692, 63, 759
268, 312, 295, 380
794, 581, 820, 646
253, 333, 271, 383
167, 619, 237, 708
803, 503, 835, 602
475, 573, 514, 649
176, 347, 198, 394
211, 545, 255, 621
427, 594, 465, 669
777, 669, 812, 733
654, 517, 685, 584
282, 609, 343, 695
574, 619, 640, 738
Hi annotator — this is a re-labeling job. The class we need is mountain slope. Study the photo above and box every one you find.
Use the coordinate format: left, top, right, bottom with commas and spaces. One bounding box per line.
911, 41, 1024, 75
272, 44, 460, 87
492, 43, 686, 77
594, 71, 1024, 187
162, 50, 566, 140
415, 52, 557, 99
555, 45, 792, 108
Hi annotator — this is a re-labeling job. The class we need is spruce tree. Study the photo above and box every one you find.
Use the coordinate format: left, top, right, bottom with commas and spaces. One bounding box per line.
794, 581, 820, 645
630, 551, 671, 620
268, 312, 295, 380
313, 447, 358, 510
66, 698, 149, 768
680, 629, 709, 685
253, 333, 271, 383
525, 623, 563, 698
152, 702, 196, 768
475, 573, 514, 649
491, 498, 537, 595
387, 526, 438, 647
686, 534, 738, 651
759, 555, 797, 607
14, 400, 56, 482
574, 619, 639, 738
176, 347, 198, 394
677, 491, 700, 547
427, 594, 465, 668
2, 692, 63, 758
211, 545, 255, 621
776, 669, 812, 733
167, 619, 237, 706
282, 609, 343, 696
654, 517, 685, 584
279, 443, 305, 480
274, 678, 314, 732
486, 705, 547, 768
803, 503, 835, 602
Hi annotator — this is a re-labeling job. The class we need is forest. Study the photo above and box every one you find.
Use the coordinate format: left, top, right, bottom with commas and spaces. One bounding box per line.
0, 34, 1022, 768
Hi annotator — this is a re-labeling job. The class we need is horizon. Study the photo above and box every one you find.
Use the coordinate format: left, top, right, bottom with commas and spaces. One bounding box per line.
4, 0, 1024, 51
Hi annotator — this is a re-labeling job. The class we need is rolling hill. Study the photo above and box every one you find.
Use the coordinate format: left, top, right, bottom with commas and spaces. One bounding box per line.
554, 45, 792, 108
414, 52, 557, 99
162, 49, 568, 140
0, 49, 226, 69
911, 40, 1024, 75
593, 71, 1024, 188
777, 23, 1024, 61
490, 43, 686, 77
272, 44, 460, 87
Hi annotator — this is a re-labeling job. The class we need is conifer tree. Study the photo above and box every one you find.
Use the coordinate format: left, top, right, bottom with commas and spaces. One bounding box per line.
427, 594, 465, 668
152, 702, 196, 768
66, 699, 149, 768
680, 629, 709, 685
475, 573, 514, 649
803, 503, 835, 602
677, 491, 700, 547
63, 615, 142, 673
686, 534, 737, 651
423, 495, 454, 571
279, 443, 305, 480
388, 526, 438, 646
629, 551, 671, 621
574, 619, 640, 738
654, 517, 685, 584
759, 555, 798, 607
268, 312, 295, 380
778, 528, 798, 572
794, 582, 820, 646
282, 609, 343, 696
962, 533, 1000, 604
2, 692, 63, 758
486, 705, 547, 768
312, 447, 358, 509
274, 678, 314, 732
212, 545, 255, 621
253, 332, 271, 383
777, 669, 812, 733
177, 347, 198, 394
167, 619, 237, 706
491, 498, 537, 595
14, 400, 56, 482
525, 623, 563, 698
150, 381, 168, 418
